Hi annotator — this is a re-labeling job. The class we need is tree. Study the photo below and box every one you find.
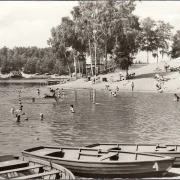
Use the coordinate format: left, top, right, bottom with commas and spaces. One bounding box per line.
171, 31, 180, 59
111, 1, 140, 76
140, 17, 157, 63
153, 21, 173, 62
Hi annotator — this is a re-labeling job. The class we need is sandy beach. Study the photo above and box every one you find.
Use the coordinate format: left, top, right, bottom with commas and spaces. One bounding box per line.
49, 58, 180, 94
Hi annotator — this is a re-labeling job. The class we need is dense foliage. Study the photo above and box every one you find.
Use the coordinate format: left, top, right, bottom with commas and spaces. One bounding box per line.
0, 1, 175, 75
0, 46, 71, 75
171, 31, 180, 59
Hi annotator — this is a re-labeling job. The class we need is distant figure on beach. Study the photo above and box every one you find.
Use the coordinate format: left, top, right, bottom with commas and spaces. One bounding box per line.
57, 89, 61, 98
50, 88, 54, 93
40, 113, 44, 120
131, 82, 134, 91
156, 82, 161, 90
164, 63, 169, 72
174, 94, 179, 101
32, 97, 35, 102
61, 88, 65, 97
116, 86, 119, 91
70, 105, 75, 113
119, 72, 122, 81
37, 88, 40, 96
11, 107, 15, 114
52, 91, 58, 102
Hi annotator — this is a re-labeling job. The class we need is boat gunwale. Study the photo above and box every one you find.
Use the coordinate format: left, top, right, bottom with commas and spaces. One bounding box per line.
22, 146, 175, 164
84, 143, 180, 154
0, 156, 75, 179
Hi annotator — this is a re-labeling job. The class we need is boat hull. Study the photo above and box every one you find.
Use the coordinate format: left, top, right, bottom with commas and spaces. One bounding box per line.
22, 149, 174, 178
85, 143, 180, 167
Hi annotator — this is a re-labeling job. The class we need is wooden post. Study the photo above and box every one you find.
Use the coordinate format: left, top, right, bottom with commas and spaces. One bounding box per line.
92, 89, 96, 104
89, 88, 92, 101
74, 89, 77, 102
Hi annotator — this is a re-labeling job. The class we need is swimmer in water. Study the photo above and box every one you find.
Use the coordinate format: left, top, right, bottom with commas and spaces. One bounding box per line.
37, 88, 40, 96
70, 105, 75, 113
14, 114, 20, 122
113, 92, 117, 97
40, 113, 44, 120
11, 107, 15, 114
174, 94, 179, 101
32, 97, 35, 102
19, 105, 23, 111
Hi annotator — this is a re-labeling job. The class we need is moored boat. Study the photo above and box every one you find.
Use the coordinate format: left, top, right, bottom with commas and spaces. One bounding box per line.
0, 155, 75, 179
85, 143, 180, 167
22, 146, 175, 178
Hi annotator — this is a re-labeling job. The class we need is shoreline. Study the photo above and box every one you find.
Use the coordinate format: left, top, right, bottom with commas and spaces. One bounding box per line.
48, 60, 180, 95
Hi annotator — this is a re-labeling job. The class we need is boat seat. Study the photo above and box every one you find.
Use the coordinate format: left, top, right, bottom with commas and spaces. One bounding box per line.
12, 170, 60, 179
155, 147, 175, 151
98, 152, 117, 161
108, 146, 121, 151
0, 160, 29, 170
0, 164, 45, 175
167, 147, 176, 151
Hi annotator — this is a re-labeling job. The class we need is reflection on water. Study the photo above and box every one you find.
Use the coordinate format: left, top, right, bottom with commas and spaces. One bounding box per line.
0, 82, 180, 156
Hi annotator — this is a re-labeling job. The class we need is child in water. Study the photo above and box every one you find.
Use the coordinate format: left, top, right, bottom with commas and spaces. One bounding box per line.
11, 107, 15, 114
32, 97, 35, 102
14, 114, 20, 122
70, 105, 75, 113
40, 113, 44, 120
37, 88, 40, 96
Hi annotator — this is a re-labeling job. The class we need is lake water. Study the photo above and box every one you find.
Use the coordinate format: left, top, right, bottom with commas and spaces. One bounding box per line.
0, 81, 180, 157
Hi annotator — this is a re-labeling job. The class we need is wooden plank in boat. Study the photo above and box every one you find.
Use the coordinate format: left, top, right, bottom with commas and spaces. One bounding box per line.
98, 152, 117, 161
0, 164, 45, 175
0, 160, 28, 168
12, 170, 60, 179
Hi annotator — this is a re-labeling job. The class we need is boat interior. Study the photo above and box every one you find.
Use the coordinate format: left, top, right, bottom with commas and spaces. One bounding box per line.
0, 155, 71, 179
24, 146, 169, 162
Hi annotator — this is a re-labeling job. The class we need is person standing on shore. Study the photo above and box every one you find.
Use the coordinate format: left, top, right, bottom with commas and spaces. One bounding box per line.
131, 82, 134, 91
174, 94, 179, 101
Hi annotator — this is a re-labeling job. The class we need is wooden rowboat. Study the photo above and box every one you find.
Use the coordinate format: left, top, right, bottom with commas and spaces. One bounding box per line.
85, 143, 180, 167
0, 155, 74, 179
22, 146, 175, 178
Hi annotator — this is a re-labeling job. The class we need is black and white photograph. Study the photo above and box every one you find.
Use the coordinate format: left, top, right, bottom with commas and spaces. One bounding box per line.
0, 0, 180, 179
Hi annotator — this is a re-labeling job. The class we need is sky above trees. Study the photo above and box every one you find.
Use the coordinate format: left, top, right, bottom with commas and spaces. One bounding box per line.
0, 1, 179, 49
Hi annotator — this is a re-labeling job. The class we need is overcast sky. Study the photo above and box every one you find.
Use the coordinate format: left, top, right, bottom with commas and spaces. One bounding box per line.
0, 1, 180, 49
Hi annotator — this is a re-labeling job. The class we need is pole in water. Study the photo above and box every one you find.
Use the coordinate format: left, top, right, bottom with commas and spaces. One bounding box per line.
74, 89, 77, 102
89, 89, 92, 101
92, 89, 96, 104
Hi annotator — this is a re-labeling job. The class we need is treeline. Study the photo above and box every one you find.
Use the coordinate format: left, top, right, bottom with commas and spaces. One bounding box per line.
0, 46, 75, 75
1, 1, 179, 75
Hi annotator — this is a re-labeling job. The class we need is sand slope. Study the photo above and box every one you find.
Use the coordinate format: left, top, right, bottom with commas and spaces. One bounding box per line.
50, 58, 180, 93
